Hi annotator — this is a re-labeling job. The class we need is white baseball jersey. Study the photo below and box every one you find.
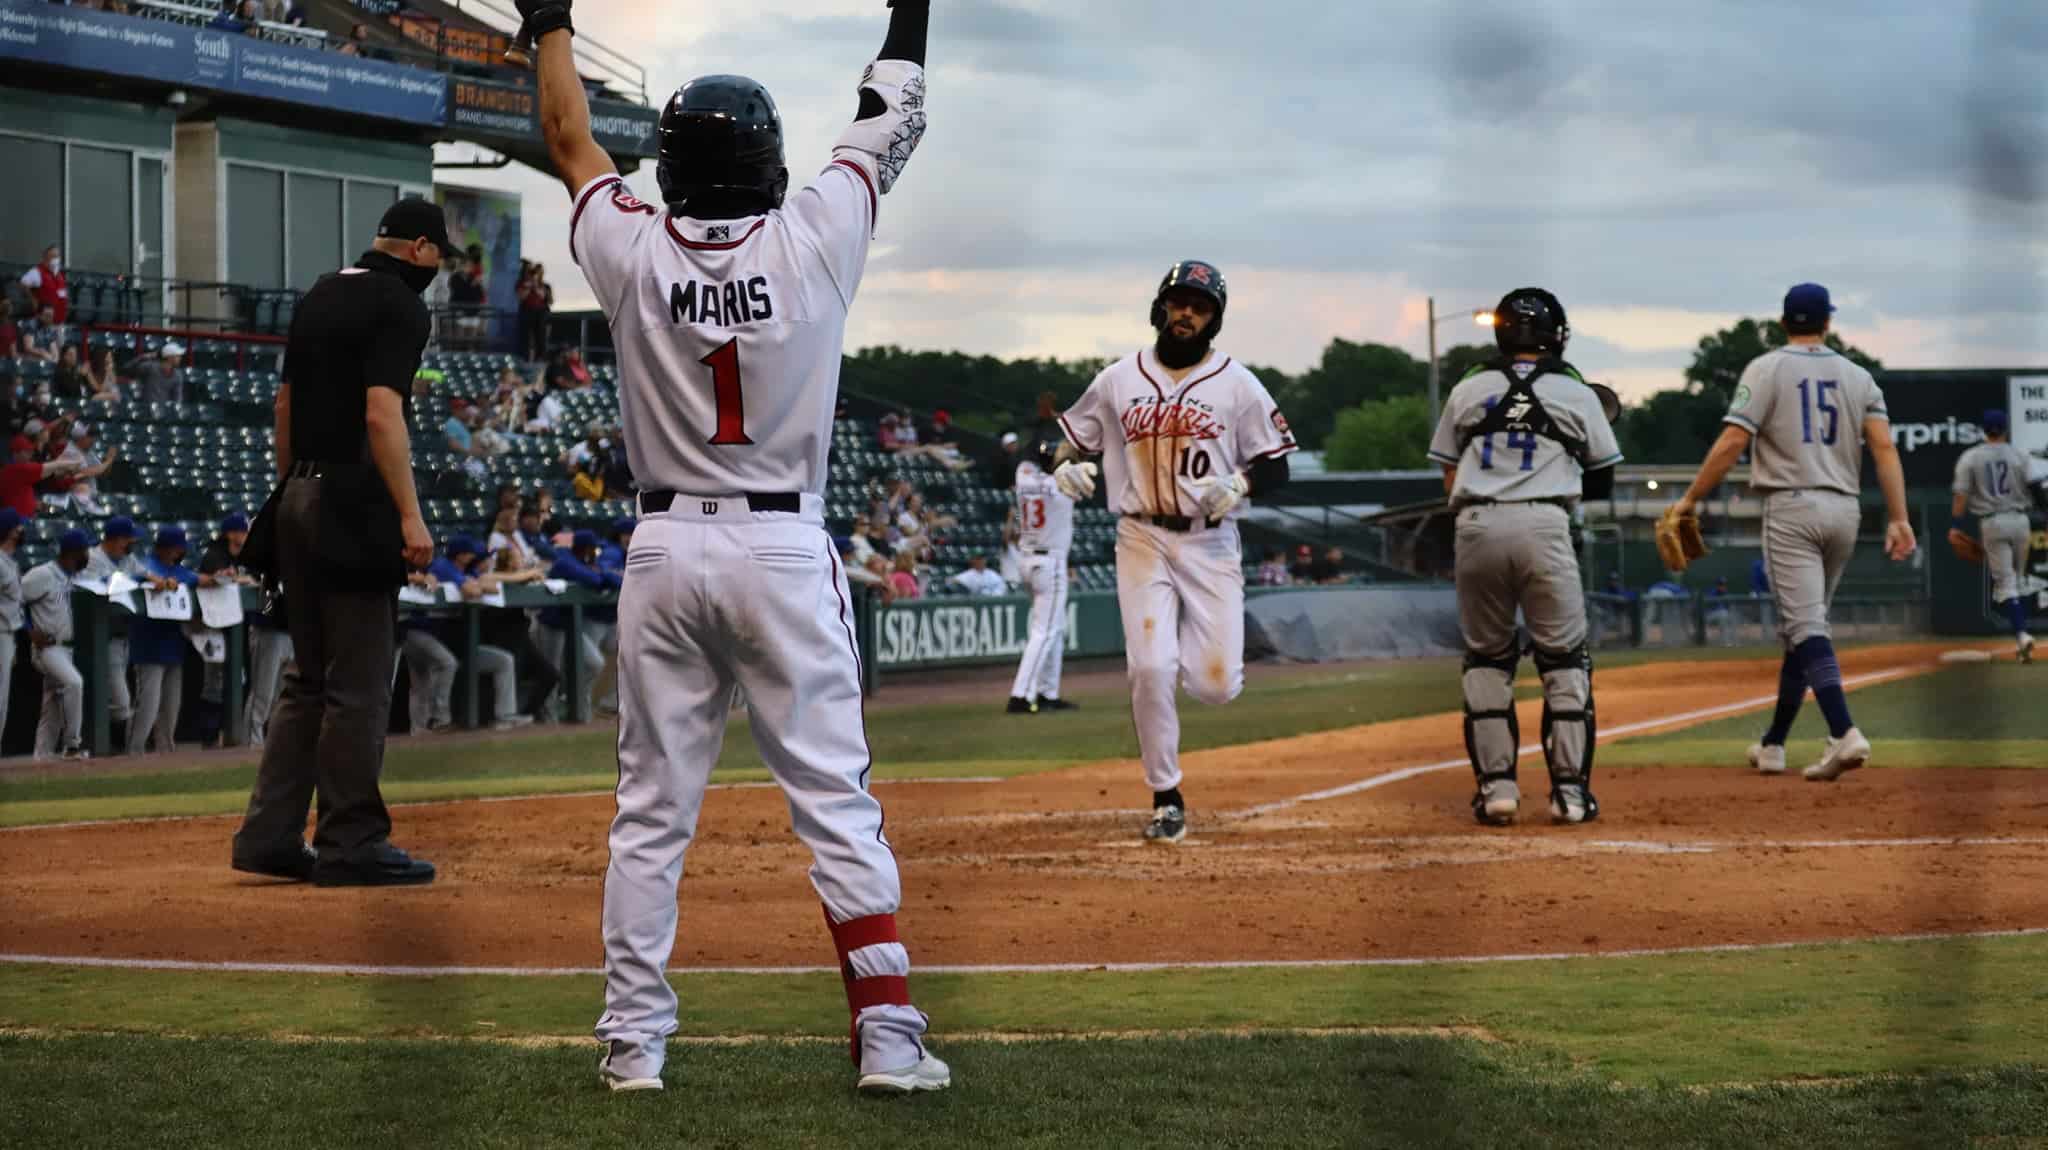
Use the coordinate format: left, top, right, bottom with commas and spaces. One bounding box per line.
571, 61, 926, 497
1724, 345, 1887, 495
1012, 461, 1074, 554
1428, 361, 1622, 504
1953, 441, 2036, 518
1060, 348, 1297, 519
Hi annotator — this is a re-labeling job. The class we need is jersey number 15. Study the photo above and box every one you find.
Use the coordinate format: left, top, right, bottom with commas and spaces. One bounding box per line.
1796, 379, 1839, 447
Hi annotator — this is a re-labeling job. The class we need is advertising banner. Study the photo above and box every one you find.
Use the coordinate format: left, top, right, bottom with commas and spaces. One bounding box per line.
0, 2, 446, 126
448, 75, 659, 158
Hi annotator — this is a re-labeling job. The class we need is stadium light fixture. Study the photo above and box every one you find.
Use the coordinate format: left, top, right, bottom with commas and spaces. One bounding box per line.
1427, 297, 1497, 427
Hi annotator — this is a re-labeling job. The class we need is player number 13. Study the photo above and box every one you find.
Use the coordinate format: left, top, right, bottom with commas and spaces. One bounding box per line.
700, 338, 754, 446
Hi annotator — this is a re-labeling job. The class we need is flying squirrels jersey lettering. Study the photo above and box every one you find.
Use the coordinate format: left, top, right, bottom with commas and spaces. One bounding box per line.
668, 276, 776, 327
1120, 396, 1225, 443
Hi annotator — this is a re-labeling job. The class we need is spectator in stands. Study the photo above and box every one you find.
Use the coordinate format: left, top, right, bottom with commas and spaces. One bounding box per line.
1, 434, 82, 519
1288, 544, 1316, 583
51, 344, 88, 402
861, 553, 894, 601
844, 540, 884, 593
446, 252, 486, 351
18, 245, 67, 326
524, 378, 566, 435
537, 530, 621, 719
83, 346, 122, 403
548, 347, 593, 391
947, 554, 1007, 597
18, 305, 62, 363
486, 505, 521, 563
238, 0, 266, 37
0, 300, 18, 363
847, 514, 882, 566
1312, 546, 1346, 585
989, 431, 1021, 491
517, 261, 553, 363
495, 483, 522, 519
337, 22, 368, 56
50, 422, 117, 514
129, 526, 215, 755
443, 398, 491, 480
1256, 547, 1291, 586
570, 454, 605, 501
888, 551, 923, 600
133, 341, 186, 405
23, 528, 91, 760
210, 1, 250, 31
485, 542, 559, 720
416, 535, 537, 731
0, 510, 22, 750
82, 516, 145, 745
903, 491, 956, 536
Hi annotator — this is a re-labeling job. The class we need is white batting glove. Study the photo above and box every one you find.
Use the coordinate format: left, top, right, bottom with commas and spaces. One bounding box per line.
1053, 460, 1098, 500
1191, 472, 1249, 519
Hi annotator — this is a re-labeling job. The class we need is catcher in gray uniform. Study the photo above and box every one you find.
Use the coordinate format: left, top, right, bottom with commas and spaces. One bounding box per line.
1427, 288, 1623, 826
1669, 284, 1915, 783
1949, 409, 2038, 662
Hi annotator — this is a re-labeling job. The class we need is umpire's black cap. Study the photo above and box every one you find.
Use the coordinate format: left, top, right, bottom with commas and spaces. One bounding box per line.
377, 197, 450, 253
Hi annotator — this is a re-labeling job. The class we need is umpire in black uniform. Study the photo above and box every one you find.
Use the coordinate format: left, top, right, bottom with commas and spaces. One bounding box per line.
231, 198, 444, 886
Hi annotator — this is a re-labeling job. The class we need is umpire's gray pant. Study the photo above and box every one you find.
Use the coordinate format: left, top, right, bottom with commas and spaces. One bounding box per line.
32, 644, 82, 758
243, 625, 292, 746
130, 662, 184, 755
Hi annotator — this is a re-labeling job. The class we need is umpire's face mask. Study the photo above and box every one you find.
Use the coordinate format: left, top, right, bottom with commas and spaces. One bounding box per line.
397, 255, 439, 295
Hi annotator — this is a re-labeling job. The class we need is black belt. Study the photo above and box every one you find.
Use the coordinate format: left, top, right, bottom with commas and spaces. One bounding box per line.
639, 490, 800, 515
288, 460, 333, 479
1126, 513, 1220, 533
1026, 547, 1052, 556
1461, 497, 1572, 511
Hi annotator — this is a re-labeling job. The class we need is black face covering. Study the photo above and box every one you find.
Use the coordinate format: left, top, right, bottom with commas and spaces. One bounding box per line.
398, 259, 439, 295
1153, 330, 1212, 370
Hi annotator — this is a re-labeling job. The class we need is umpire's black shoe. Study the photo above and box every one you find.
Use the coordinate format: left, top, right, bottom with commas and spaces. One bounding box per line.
231, 842, 318, 882
1034, 696, 1078, 712
312, 843, 437, 887
1005, 696, 1037, 714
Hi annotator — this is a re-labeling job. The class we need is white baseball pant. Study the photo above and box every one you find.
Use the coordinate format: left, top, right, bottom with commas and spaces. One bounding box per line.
1008, 553, 1068, 702
594, 495, 927, 1083
1115, 517, 1245, 793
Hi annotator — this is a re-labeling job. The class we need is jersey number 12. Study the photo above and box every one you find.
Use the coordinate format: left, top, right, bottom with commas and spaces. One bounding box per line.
700, 338, 753, 446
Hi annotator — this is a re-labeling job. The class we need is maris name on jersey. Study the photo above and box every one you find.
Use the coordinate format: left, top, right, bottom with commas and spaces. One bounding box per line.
668, 276, 776, 327
1120, 395, 1224, 443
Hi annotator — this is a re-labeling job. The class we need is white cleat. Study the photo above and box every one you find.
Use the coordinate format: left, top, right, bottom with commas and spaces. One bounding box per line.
1748, 743, 1786, 775
601, 1070, 663, 1093
858, 1052, 952, 1096
2019, 633, 2035, 664
1803, 728, 1871, 782
1473, 778, 1519, 826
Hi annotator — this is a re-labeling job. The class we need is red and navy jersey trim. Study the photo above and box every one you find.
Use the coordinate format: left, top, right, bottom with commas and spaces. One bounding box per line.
663, 217, 767, 251
568, 175, 624, 265
831, 158, 878, 224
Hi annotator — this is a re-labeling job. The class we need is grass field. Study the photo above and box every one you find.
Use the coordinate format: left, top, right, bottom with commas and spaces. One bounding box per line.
6, 645, 2047, 1146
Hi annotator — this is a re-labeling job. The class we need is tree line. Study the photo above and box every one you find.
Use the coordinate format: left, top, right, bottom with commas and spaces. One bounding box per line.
839, 318, 1879, 469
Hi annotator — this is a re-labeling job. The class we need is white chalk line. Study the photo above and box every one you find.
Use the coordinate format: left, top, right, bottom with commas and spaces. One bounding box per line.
1232, 667, 1913, 819
6, 924, 2045, 980
0, 776, 1006, 835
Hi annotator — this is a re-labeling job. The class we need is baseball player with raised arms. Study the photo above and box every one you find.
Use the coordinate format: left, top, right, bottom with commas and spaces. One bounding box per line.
1950, 409, 2037, 662
1006, 448, 1076, 713
525, 0, 946, 1096
1428, 288, 1622, 826
1052, 261, 1297, 843
1669, 283, 1915, 781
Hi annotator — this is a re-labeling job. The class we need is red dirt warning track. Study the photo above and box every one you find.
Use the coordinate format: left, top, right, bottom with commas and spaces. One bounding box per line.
5, 642, 2046, 971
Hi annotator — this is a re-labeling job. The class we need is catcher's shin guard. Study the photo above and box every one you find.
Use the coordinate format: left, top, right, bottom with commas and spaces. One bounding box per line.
1534, 644, 1597, 816
1462, 645, 1521, 787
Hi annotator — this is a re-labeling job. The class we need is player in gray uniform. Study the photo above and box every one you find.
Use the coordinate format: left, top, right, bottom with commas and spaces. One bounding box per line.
1427, 288, 1622, 825
1951, 409, 2038, 662
1670, 284, 1915, 782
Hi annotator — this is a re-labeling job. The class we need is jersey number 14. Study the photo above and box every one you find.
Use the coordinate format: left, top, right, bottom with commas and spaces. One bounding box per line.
700, 338, 753, 446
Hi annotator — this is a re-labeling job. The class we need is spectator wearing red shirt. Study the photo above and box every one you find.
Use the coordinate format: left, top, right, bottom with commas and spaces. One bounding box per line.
1, 435, 81, 518
18, 245, 68, 326
0, 299, 19, 360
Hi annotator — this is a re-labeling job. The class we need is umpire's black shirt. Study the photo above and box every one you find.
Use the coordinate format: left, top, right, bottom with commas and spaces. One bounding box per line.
287, 251, 430, 462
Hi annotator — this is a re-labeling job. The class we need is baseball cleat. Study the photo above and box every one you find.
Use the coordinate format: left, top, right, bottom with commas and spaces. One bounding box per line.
2019, 633, 2035, 664
1034, 696, 1078, 711
1803, 727, 1871, 782
857, 1052, 952, 1096
601, 1070, 664, 1093
1472, 778, 1519, 826
1143, 804, 1186, 844
1005, 696, 1037, 714
1748, 743, 1786, 775
1549, 784, 1598, 825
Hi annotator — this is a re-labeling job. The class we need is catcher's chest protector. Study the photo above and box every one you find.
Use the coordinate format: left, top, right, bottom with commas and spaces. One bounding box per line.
1461, 360, 1590, 467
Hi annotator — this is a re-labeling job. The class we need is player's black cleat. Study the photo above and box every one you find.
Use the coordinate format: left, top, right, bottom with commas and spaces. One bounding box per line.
1005, 696, 1037, 714
1143, 804, 1186, 844
1034, 696, 1078, 712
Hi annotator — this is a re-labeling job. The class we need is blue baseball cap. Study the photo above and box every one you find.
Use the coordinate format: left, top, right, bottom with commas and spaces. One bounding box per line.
103, 516, 137, 539
154, 526, 188, 551
1983, 409, 2010, 435
609, 516, 636, 537
221, 512, 250, 533
446, 534, 482, 558
0, 509, 23, 538
58, 529, 92, 553
572, 529, 600, 551
1782, 283, 1835, 327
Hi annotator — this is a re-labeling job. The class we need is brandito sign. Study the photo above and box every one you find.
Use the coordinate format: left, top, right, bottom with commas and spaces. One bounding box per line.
447, 76, 658, 158
869, 597, 1085, 671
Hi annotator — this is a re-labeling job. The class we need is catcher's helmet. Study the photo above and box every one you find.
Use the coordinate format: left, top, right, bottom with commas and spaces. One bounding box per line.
1150, 260, 1228, 339
1492, 287, 1569, 357
656, 75, 790, 216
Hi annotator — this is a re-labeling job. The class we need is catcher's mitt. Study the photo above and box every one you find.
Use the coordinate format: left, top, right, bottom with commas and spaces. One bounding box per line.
1655, 505, 1708, 572
1948, 528, 1985, 564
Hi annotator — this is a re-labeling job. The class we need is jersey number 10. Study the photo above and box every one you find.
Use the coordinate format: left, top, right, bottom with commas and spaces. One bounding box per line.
701, 338, 754, 446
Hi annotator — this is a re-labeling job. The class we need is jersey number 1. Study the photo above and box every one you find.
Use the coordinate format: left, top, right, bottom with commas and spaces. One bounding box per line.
701, 338, 753, 446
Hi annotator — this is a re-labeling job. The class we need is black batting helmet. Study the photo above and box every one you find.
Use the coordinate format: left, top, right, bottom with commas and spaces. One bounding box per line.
1492, 287, 1569, 356
656, 75, 790, 215
1150, 260, 1228, 338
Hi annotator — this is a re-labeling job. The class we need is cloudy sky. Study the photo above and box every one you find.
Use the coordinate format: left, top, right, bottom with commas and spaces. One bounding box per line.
440, 1, 2047, 401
